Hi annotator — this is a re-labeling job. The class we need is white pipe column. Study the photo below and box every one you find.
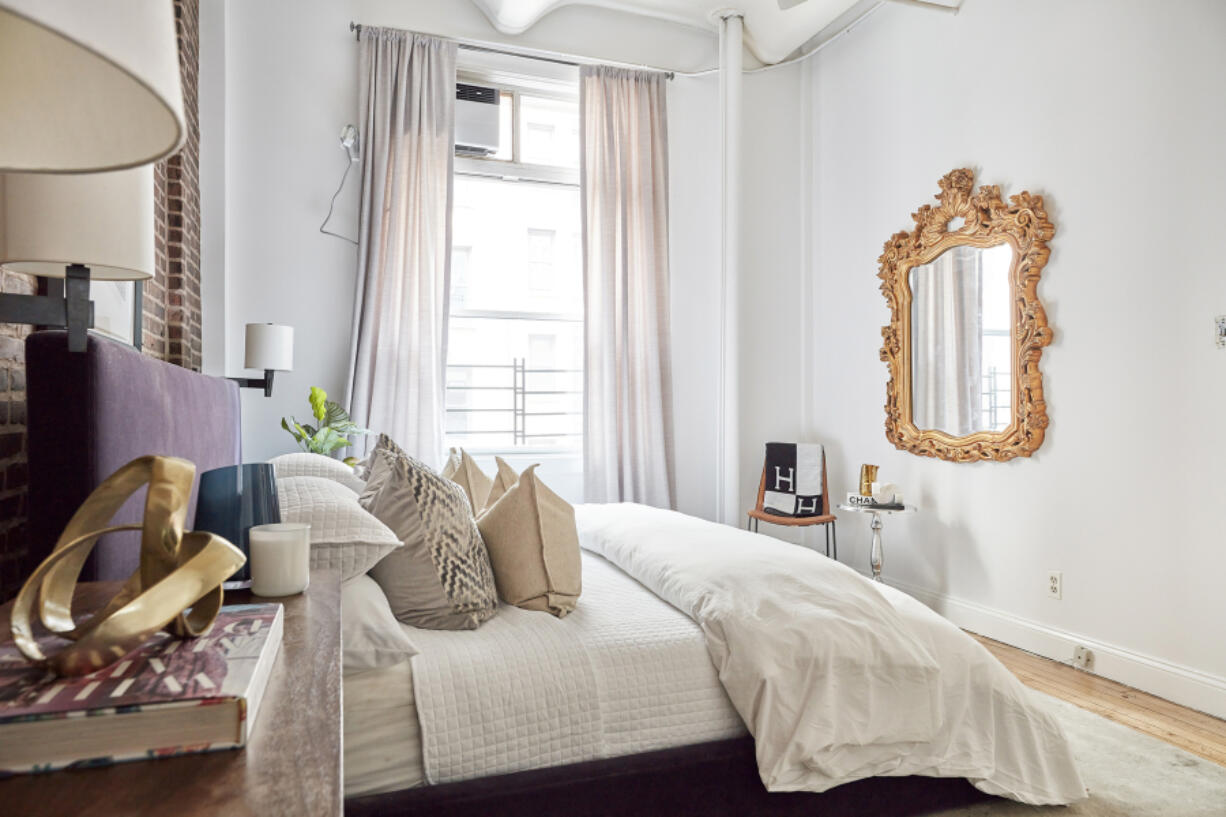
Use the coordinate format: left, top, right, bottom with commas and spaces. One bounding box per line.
716, 10, 743, 526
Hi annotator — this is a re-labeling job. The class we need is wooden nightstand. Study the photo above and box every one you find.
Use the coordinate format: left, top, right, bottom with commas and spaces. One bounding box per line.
0, 569, 343, 817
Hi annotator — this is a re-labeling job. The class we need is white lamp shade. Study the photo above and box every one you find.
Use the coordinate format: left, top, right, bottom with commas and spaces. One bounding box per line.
245, 324, 294, 372
0, 0, 186, 173
0, 167, 154, 280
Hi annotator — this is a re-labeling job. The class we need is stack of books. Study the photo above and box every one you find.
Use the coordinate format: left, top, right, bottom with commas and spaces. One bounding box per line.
0, 603, 283, 775
845, 492, 905, 511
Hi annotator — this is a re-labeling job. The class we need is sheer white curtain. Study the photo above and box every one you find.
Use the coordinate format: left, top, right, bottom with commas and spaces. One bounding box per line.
580, 66, 675, 507
912, 245, 982, 435
346, 29, 456, 465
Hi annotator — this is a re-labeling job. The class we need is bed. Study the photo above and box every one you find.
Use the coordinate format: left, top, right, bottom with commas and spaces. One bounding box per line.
21, 330, 1086, 816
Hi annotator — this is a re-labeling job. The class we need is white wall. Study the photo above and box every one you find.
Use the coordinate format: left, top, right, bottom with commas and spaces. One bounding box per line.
795, 0, 1226, 714
736, 62, 811, 542
670, 62, 814, 529
212, 0, 361, 462
198, 0, 226, 377
203, 0, 720, 463
668, 73, 721, 521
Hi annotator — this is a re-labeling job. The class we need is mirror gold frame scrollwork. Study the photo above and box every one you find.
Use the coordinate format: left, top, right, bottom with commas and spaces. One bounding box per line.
878, 168, 1055, 462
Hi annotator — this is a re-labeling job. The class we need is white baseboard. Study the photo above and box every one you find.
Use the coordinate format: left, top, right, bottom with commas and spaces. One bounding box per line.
886, 577, 1226, 721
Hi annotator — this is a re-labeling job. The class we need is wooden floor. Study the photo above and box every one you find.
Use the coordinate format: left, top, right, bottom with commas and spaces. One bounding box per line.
971, 633, 1226, 768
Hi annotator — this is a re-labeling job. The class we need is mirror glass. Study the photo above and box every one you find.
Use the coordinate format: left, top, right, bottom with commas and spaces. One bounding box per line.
909, 242, 1014, 436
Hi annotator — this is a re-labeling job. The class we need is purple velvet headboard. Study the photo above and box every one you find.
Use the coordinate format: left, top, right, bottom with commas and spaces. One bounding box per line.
25, 331, 242, 582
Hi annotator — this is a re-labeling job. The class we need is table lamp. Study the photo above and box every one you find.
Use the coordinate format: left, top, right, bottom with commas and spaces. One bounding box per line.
0, 0, 186, 173
0, 168, 154, 352
0, 0, 186, 352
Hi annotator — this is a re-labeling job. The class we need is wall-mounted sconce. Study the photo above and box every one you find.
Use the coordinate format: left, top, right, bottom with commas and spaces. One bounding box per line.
0, 169, 155, 352
232, 323, 293, 397
0, 0, 186, 352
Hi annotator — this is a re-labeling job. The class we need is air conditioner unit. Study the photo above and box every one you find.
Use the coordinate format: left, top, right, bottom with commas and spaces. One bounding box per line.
456, 83, 500, 156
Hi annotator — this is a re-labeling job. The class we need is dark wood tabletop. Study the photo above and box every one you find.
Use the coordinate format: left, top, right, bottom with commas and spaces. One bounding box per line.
0, 570, 343, 817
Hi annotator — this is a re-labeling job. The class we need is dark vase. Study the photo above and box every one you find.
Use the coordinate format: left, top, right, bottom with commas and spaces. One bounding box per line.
193, 463, 281, 585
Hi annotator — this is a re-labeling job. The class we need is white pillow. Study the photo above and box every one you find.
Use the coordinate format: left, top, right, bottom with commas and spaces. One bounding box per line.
341, 574, 418, 671
277, 476, 400, 580
270, 452, 366, 493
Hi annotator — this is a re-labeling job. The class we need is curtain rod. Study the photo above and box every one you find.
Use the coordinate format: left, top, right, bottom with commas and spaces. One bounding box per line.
348, 22, 675, 80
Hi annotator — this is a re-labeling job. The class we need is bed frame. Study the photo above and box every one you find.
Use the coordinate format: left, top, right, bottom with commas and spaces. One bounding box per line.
18, 330, 993, 816
24, 331, 241, 581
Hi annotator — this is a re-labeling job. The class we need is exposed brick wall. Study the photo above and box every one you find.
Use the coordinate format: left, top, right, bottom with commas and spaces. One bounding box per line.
145, 160, 170, 358
0, 0, 202, 601
166, 0, 203, 372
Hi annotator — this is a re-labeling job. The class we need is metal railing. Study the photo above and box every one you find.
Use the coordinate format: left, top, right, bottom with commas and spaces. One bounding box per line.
446, 359, 581, 446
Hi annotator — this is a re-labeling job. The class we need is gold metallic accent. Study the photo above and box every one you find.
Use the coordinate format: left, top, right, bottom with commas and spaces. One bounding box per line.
858, 464, 879, 497
878, 168, 1055, 462
10, 456, 246, 676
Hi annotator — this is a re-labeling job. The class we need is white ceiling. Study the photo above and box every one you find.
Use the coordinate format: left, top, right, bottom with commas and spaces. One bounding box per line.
469, 0, 872, 65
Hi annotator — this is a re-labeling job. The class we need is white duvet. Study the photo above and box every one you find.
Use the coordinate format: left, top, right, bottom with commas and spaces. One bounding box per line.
578, 503, 1087, 805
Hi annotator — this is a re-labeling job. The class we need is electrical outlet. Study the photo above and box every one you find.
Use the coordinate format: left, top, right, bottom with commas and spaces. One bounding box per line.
1046, 571, 1062, 600
1217, 316, 1226, 349
1072, 646, 1094, 671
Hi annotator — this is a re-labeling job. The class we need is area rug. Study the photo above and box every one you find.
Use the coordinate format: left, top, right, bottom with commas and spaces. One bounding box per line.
931, 692, 1226, 817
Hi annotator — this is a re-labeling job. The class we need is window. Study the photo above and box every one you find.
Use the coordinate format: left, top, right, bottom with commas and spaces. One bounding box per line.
451, 246, 472, 309
526, 229, 556, 291
445, 71, 583, 499
978, 244, 1012, 432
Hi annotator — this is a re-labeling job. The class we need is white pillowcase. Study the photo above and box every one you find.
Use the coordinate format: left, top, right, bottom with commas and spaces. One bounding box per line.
341, 574, 418, 671
277, 475, 400, 580
270, 452, 366, 493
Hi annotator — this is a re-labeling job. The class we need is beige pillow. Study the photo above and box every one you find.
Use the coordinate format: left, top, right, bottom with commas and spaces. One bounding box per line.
441, 448, 492, 514
477, 464, 581, 617
362, 447, 498, 630
482, 456, 519, 512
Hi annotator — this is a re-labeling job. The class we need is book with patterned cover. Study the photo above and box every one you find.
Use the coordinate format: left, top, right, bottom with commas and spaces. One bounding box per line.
0, 603, 283, 775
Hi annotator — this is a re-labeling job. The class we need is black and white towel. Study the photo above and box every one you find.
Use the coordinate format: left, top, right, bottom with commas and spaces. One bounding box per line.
762, 442, 824, 517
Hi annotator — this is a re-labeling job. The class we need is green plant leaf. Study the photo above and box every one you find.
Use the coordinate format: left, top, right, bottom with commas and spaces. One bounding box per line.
342, 456, 359, 467
283, 388, 369, 455
309, 386, 328, 423
322, 400, 349, 428
281, 416, 304, 444
310, 426, 345, 455
288, 420, 314, 452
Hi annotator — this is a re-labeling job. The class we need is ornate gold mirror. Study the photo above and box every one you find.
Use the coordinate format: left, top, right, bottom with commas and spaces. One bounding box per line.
878, 169, 1054, 462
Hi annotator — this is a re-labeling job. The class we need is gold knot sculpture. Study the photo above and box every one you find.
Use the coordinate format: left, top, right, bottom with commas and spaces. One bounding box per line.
10, 456, 247, 677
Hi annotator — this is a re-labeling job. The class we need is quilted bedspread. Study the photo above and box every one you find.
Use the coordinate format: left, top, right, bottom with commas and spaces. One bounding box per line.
407, 549, 746, 783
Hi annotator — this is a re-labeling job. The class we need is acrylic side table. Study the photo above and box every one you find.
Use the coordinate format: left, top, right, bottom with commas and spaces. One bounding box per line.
835, 503, 917, 582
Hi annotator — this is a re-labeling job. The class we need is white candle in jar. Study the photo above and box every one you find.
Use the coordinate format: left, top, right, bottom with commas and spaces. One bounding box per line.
249, 522, 311, 597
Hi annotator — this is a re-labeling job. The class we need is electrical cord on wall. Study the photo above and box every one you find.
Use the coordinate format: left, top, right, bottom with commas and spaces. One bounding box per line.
319, 156, 358, 245
320, 124, 361, 245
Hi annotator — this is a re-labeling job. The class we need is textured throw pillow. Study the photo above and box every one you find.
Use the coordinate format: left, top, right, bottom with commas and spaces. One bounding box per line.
270, 452, 365, 493
440, 448, 492, 514
362, 448, 498, 630
482, 456, 519, 513
341, 574, 418, 671
477, 465, 581, 617
277, 476, 401, 580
